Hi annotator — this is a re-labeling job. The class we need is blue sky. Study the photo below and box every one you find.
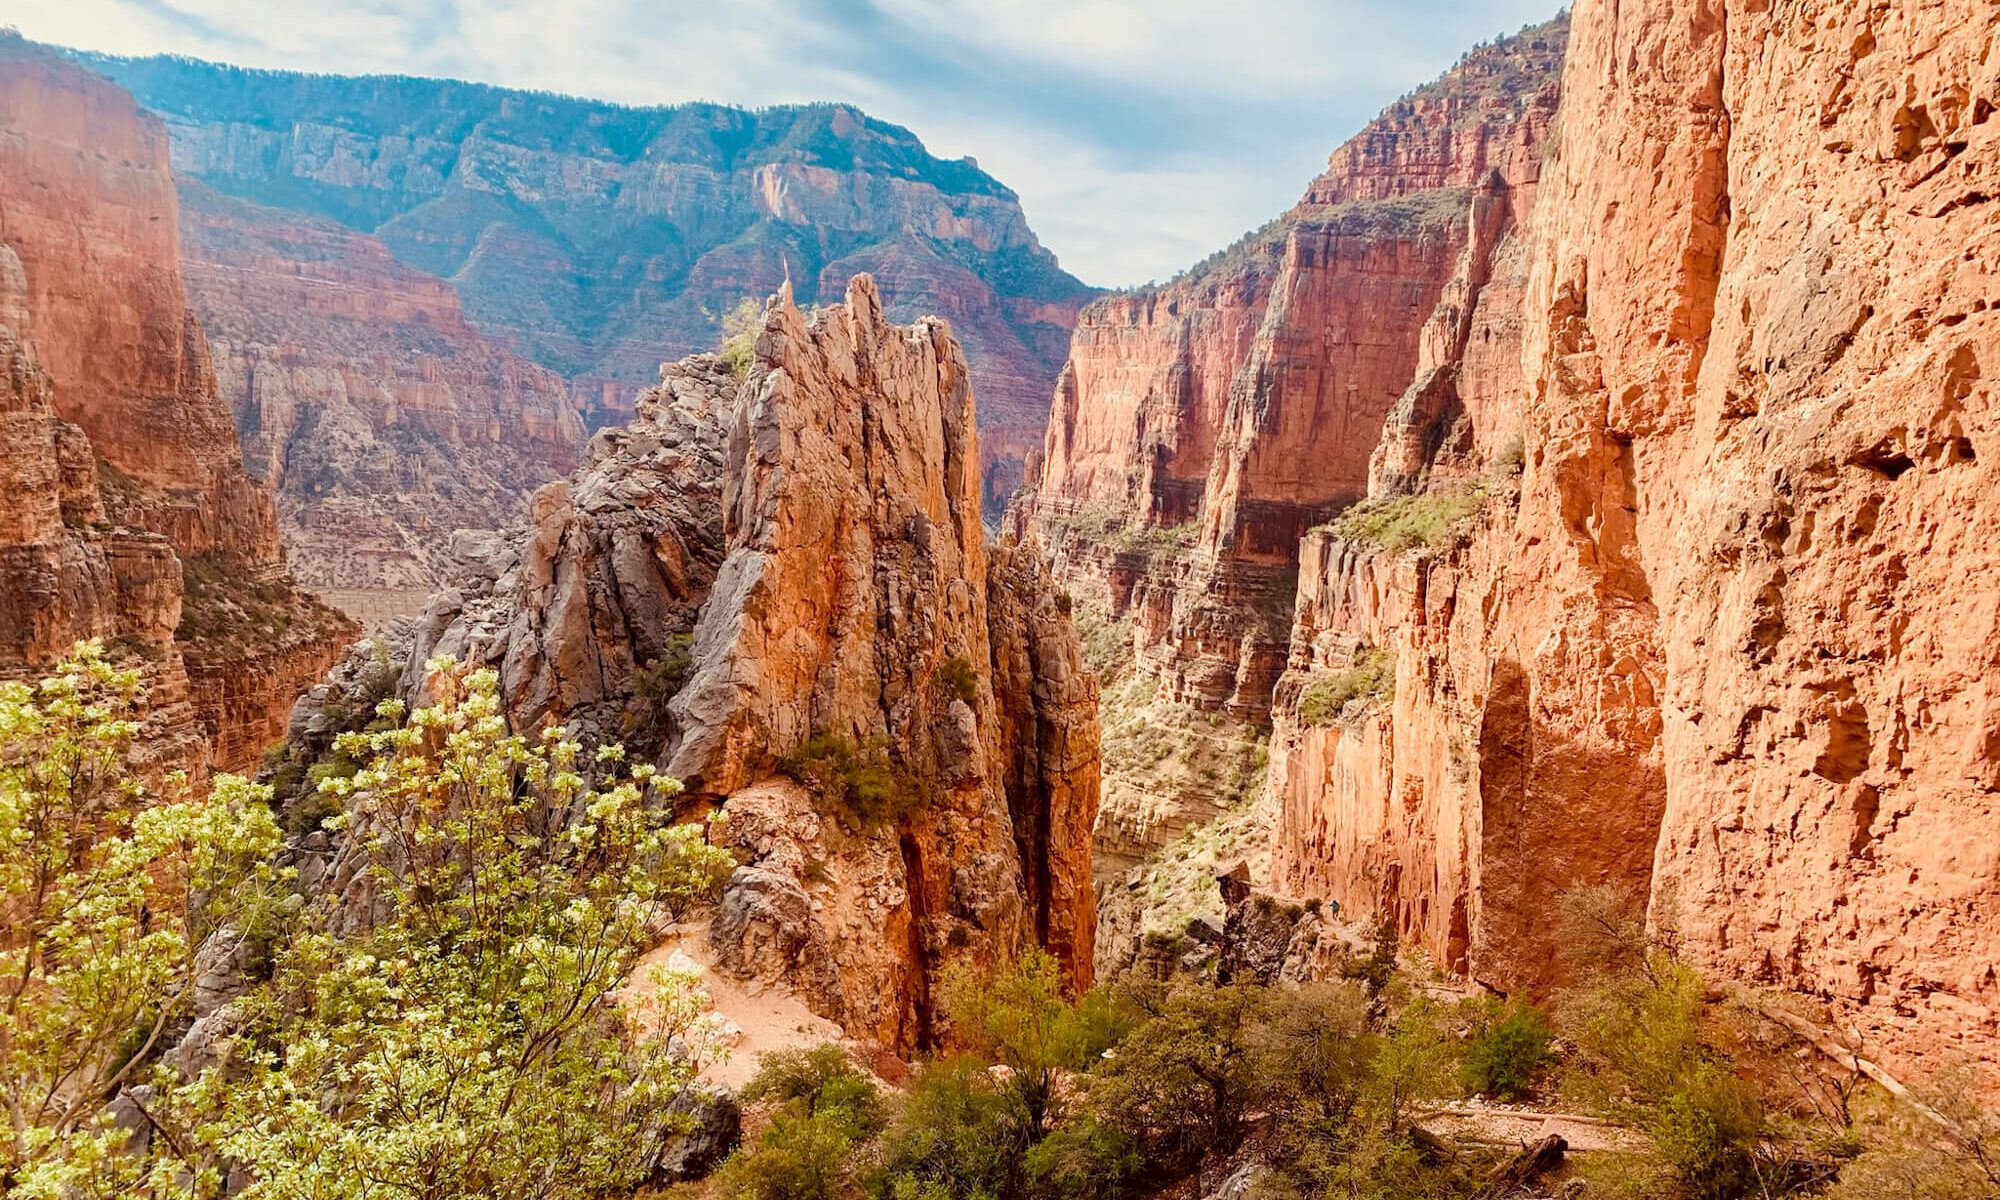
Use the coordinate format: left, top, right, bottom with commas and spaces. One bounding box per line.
9, 0, 1561, 287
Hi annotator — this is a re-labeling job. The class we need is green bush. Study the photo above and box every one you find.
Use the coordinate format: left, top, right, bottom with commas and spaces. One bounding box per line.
722, 1046, 886, 1200
876, 1057, 1018, 1200
717, 297, 762, 380
1297, 647, 1395, 726
937, 655, 981, 706
742, 1044, 885, 1133
1328, 488, 1486, 554
1460, 997, 1555, 1100
782, 732, 922, 829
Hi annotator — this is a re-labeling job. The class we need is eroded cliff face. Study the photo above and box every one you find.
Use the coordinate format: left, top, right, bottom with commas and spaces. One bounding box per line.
0, 38, 353, 771
1015, 20, 1566, 873
177, 182, 585, 609
68, 53, 1095, 514
389, 277, 1099, 1052
1265, 0, 2000, 1091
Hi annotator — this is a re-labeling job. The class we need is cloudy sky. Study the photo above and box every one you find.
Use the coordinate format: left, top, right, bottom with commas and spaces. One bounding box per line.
9, 0, 1561, 286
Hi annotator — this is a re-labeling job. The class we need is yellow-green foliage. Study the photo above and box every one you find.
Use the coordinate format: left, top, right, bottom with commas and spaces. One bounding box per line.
1329, 488, 1486, 554
1297, 647, 1396, 726
718, 296, 763, 379
0, 643, 287, 1197
2, 648, 736, 1199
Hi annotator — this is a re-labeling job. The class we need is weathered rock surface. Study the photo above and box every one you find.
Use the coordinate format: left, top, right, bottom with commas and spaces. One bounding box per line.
0, 36, 352, 771
176, 181, 586, 603
1013, 20, 1566, 868
1263, 0, 2000, 1092
68, 52, 1096, 512
382, 277, 1099, 1050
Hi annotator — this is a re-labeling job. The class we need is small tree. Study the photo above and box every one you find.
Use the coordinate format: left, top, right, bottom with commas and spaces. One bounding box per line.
718, 297, 763, 379
0, 643, 285, 1197
721, 1044, 884, 1200
206, 659, 736, 1200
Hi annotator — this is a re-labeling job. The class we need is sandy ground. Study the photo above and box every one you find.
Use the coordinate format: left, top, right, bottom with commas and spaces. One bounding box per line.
626, 927, 848, 1089
1418, 1101, 1650, 1153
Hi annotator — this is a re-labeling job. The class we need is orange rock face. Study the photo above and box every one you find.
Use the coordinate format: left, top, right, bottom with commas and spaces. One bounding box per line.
400, 278, 1100, 1051
1264, 0, 2000, 1092
177, 182, 586, 599
1022, 19, 1565, 721
0, 37, 353, 771
1013, 20, 1566, 869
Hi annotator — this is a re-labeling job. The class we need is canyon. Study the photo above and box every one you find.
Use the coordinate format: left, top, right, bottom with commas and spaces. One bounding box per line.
291, 276, 1100, 1051
1017, 0, 2000, 1096
1012, 18, 1567, 879
64, 52, 1096, 613
0, 36, 352, 773
4, 0, 1997, 1124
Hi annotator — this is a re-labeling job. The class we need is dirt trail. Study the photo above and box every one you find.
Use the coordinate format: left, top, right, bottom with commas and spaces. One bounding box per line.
1419, 1101, 1648, 1153
626, 927, 848, 1089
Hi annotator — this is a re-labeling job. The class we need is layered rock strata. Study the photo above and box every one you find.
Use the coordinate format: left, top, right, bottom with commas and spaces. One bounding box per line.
0, 37, 353, 771
1265, 0, 2000, 1091
177, 182, 586, 603
69, 52, 1095, 513
394, 277, 1100, 1052
1013, 19, 1566, 869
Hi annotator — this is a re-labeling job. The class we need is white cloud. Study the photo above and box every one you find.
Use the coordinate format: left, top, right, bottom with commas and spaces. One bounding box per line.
5, 0, 1564, 286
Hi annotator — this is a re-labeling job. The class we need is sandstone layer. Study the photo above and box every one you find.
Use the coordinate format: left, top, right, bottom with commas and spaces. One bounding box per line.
1012, 20, 1566, 869
388, 277, 1100, 1053
177, 181, 586, 602
71, 52, 1096, 512
1262, 0, 2000, 1092
0, 37, 353, 771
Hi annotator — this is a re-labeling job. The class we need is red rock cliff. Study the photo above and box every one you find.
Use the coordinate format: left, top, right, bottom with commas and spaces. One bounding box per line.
1265, 0, 2000, 1092
0, 37, 353, 770
176, 182, 586, 607
1014, 20, 1566, 871
396, 277, 1101, 1052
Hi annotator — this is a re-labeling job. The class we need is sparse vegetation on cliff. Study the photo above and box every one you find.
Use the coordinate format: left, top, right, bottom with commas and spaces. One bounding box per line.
782, 731, 922, 829
1297, 647, 1397, 726
717, 297, 763, 380
1325, 488, 1487, 555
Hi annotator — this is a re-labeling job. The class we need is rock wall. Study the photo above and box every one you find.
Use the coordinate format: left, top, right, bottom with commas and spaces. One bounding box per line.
1014, 19, 1566, 870
397, 277, 1100, 1050
177, 182, 586, 602
0, 37, 353, 771
68, 52, 1096, 513
1265, 0, 2000, 1091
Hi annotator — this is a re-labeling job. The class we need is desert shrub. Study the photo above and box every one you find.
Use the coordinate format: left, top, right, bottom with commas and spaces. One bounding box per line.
937, 655, 981, 706
1082, 983, 1266, 1171
876, 1057, 1019, 1200
943, 948, 1133, 1146
718, 297, 763, 379
743, 1044, 886, 1132
1827, 1080, 2000, 1200
1329, 488, 1486, 554
205, 661, 737, 1200
1460, 997, 1556, 1100
0, 643, 288, 1195
782, 732, 921, 829
1341, 919, 1401, 998
1297, 647, 1395, 726
1024, 1114, 1144, 1200
720, 1047, 885, 1200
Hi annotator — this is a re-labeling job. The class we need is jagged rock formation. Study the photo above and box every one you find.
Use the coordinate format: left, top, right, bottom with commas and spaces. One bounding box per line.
177, 181, 586, 607
67, 51, 1097, 516
386, 277, 1099, 1053
1263, 0, 2000, 1092
1011, 20, 1566, 869
0, 36, 353, 771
